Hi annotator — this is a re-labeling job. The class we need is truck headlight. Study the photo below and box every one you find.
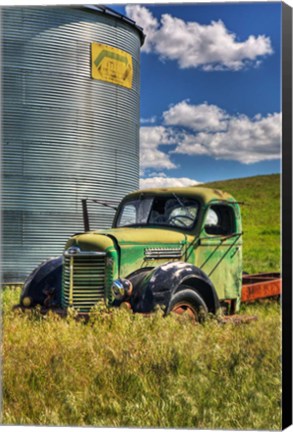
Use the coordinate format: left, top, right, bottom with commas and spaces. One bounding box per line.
111, 279, 133, 300
22, 296, 32, 307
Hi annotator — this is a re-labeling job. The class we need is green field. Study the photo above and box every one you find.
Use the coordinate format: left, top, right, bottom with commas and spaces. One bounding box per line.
1, 174, 281, 429
204, 174, 280, 274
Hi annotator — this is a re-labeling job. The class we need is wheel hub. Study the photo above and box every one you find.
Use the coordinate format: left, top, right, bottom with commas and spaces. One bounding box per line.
171, 301, 198, 320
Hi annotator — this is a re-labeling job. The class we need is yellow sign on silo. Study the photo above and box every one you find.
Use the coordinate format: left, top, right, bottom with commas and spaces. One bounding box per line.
91, 43, 133, 89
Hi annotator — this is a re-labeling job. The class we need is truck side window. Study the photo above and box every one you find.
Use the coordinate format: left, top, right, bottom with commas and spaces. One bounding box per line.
205, 205, 235, 236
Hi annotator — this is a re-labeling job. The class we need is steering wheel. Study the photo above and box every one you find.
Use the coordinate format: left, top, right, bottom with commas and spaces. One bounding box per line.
168, 214, 194, 227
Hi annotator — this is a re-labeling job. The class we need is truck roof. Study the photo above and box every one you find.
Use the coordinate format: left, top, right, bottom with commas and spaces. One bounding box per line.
126, 186, 236, 205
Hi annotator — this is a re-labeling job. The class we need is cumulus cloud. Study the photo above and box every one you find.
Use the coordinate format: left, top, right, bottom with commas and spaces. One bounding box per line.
125, 4, 158, 53
126, 5, 273, 71
140, 175, 200, 189
173, 111, 282, 164
140, 126, 178, 170
139, 102, 281, 169
141, 116, 157, 124
164, 100, 228, 132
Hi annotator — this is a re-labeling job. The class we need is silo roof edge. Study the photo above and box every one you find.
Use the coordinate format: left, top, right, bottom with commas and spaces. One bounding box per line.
82, 4, 145, 46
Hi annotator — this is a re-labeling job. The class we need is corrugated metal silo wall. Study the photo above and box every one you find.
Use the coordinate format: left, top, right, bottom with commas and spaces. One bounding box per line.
2, 6, 142, 282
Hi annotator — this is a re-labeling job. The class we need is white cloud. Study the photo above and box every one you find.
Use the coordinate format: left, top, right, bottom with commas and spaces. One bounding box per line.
126, 5, 273, 71
140, 176, 201, 189
163, 100, 228, 132
139, 101, 281, 170
174, 112, 282, 164
140, 116, 157, 124
149, 172, 168, 178
140, 126, 178, 170
125, 4, 158, 53
140, 102, 281, 168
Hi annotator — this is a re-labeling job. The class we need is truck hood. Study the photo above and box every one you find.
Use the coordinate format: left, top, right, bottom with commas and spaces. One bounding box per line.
66, 227, 188, 252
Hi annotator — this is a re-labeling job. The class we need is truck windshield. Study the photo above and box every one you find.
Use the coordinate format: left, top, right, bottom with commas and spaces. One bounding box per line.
115, 195, 199, 229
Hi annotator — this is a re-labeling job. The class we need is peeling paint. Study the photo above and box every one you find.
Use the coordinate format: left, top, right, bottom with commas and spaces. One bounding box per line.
62, 186, 243, 312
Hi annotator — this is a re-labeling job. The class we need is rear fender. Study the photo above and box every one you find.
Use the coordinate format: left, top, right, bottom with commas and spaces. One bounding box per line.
20, 256, 63, 308
127, 261, 220, 314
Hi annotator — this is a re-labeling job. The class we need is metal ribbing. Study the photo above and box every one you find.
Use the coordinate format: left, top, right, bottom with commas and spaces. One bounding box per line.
63, 255, 107, 311
3, 7, 142, 281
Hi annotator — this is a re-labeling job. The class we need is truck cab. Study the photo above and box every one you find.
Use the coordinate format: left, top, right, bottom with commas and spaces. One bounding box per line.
20, 186, 243, 319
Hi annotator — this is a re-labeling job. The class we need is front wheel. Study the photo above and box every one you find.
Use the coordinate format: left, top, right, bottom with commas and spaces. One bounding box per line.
167, 287, 208, 322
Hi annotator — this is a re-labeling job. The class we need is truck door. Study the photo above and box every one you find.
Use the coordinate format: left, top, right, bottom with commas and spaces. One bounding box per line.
196, 202, 242, 301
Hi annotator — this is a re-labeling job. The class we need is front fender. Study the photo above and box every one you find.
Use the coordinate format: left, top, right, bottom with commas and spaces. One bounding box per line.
127, 261, 220, 314
20, 256, 63, 308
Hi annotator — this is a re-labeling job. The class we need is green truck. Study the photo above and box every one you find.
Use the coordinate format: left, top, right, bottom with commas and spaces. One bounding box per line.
19, 186, 280, 320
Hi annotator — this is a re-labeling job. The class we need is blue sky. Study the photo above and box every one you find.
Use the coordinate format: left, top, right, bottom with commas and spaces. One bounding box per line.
114, 2, 281, 188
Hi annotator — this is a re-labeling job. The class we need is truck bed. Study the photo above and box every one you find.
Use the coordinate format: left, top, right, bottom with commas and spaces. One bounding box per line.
241, 272, 281, 303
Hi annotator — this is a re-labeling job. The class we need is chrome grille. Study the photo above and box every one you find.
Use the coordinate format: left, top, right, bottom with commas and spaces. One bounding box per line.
63, 253, 107, 312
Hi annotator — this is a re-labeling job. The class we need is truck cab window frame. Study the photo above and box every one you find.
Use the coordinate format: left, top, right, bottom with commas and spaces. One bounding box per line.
204, 204, 236, 236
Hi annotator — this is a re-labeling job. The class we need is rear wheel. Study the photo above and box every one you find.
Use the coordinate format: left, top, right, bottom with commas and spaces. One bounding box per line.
168, 287, 208, 322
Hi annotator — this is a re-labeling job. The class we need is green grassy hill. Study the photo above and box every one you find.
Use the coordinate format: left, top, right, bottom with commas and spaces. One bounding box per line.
202, 174, 280, 274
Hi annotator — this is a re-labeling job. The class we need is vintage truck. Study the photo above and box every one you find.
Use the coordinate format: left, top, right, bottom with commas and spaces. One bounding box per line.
19, 186, 281, 320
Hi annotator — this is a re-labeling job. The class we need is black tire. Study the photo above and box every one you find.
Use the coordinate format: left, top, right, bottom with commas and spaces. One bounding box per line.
167, 286, 208, 322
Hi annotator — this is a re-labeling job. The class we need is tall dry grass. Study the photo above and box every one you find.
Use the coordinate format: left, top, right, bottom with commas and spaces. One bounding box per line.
2, 288, 281, 429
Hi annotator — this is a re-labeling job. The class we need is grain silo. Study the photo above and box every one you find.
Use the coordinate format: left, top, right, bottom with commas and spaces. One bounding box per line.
2, 6, 144, 282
